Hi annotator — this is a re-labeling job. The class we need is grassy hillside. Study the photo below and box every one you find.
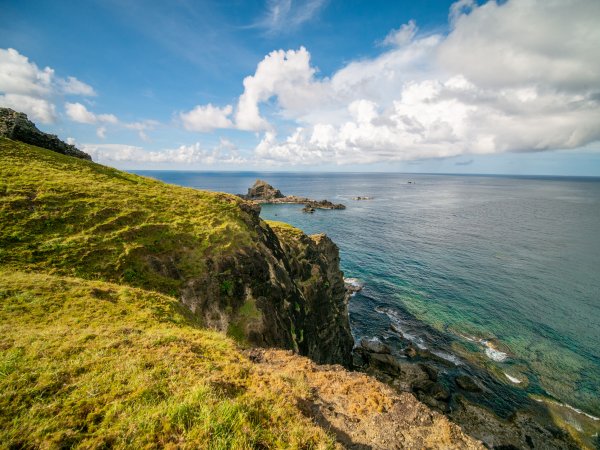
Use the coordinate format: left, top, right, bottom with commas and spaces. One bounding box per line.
0, 139, 334, 447
0, 270, 333, 448
0, 137, 254, 295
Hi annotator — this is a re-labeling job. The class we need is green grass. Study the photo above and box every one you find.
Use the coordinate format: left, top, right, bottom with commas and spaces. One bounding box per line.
0, 139, 336, 449
0, 271, 333, 449
0, 138, 255, 295
265, 220, 305, 239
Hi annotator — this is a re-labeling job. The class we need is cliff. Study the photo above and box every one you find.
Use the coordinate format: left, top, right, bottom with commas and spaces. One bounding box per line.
0, 136, 482, 448
0, 136, 351, 365
0, 107, 91, 160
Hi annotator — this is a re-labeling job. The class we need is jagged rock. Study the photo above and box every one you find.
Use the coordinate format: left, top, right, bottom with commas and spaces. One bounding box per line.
267, 226, 355, 366
360, 337, 391, 354
244, 179, 284, 200
0, 108, 91, 160
302, 205, 315, 213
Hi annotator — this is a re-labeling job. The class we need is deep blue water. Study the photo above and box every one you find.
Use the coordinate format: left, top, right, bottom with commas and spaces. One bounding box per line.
135, 171, 600, 419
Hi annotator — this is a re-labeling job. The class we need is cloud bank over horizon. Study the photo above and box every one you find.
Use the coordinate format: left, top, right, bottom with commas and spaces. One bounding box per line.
1, 0, 599, 169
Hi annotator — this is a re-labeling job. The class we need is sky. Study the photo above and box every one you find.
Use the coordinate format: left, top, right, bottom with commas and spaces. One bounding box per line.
1, 0, 600, 175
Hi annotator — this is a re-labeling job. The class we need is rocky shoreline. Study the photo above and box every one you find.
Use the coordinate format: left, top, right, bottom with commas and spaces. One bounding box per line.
351, 312, 585, 449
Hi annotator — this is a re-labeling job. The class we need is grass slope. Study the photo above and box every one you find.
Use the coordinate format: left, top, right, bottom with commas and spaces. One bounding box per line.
0, 137, 254, 295
0, 271, 333, 448
0, 139, 334, 448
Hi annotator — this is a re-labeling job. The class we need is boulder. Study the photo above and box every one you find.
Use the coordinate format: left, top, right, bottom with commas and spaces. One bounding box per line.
359, 337, 391, 354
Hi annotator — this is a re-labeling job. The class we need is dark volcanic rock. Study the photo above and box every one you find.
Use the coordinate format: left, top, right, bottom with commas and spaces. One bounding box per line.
269, 229, 355, 366
244, 179, 284, 200
239, 179, 346, 209
0, 108, 91, 160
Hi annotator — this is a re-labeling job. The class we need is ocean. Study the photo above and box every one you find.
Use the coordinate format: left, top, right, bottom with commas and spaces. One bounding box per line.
135, 171, 600, 422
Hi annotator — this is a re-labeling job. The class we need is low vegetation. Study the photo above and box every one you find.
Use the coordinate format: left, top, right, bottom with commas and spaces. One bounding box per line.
0, 138, 254, 295
0, 139, 336, 448
0, 270, 334, 448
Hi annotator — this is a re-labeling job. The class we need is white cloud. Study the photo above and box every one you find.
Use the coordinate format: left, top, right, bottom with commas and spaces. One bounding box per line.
83, 140, 245, 165
255, 0, 327, 34
0, 93, 57, 124
0, 48, 94, 123
381, 20, 418, 47
180, 103, 233, 132
64, 102, 96, 124
247, 0, 600, 165
65, 102, 118, 125
438, 0, 600, 91
96, 126, 107, 139
235, 47, 325, 130
58, 76, 96, 96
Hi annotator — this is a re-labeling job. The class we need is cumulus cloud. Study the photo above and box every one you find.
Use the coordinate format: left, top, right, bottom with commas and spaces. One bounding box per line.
96, 126, 107, 139
124, 120, 160, 141
58, 76, 96, 96
0, 48, 94, 123
180, 104, 233, 132
181, 47, 325, 133
66, 102, 158, 140
247, 0, 600, 165
438, 0, 600, 91
235, 47, 326, 130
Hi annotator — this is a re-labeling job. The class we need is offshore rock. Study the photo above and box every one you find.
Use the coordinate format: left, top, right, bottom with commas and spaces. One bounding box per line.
243, 179, 284, 200
239, 179, 346, 210
0, 107, 91, 160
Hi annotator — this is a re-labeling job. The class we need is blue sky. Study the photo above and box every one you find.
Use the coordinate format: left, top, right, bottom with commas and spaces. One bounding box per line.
1, 0, 599, 175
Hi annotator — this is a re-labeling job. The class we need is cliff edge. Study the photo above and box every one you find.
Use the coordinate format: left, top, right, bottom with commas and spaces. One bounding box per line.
0, 107, 91, 160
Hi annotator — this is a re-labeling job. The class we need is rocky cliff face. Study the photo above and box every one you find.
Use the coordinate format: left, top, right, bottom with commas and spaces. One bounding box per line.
1, 128, 353, 368
178, 213, 354, 367
0, 107, 91, 160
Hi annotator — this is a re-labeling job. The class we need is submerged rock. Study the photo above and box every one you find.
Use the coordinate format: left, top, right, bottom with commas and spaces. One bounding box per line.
0, 107, 91, 160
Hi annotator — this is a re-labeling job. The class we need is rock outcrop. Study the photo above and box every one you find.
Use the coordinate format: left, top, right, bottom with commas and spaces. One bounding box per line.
0, 107, 91, 160
239, 179, 346, 210
243, 179, 284, 200
179, 218, 354, 367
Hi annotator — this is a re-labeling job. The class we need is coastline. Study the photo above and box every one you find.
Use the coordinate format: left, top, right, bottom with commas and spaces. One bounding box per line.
348, 277, 599, 449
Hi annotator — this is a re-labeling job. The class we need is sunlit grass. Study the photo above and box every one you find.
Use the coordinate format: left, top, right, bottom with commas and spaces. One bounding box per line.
0, 270, 334, 449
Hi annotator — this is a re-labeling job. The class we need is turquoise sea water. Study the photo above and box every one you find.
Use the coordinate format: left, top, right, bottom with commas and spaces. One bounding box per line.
136, 171, 600, 419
